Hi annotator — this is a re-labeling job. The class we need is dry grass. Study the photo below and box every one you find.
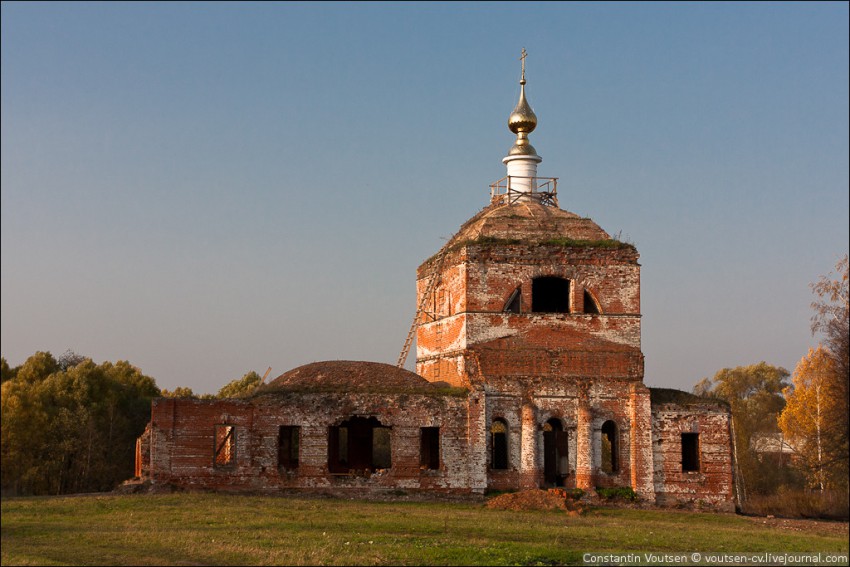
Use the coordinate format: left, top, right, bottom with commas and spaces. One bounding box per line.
743, 488, 849, 520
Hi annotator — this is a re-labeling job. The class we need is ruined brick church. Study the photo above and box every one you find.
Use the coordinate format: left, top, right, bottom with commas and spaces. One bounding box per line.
135, 55, 736, 511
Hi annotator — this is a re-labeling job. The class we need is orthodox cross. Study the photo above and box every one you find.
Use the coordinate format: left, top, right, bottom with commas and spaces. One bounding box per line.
520, 48, 527, 81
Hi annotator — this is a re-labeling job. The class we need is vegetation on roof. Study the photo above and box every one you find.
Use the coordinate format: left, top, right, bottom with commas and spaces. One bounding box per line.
450, 236, 521, 250
462, 235, 634, 251
542, 237, 635, 250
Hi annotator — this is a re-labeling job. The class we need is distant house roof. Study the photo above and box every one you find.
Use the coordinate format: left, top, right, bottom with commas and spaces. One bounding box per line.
751, 432, 799, 455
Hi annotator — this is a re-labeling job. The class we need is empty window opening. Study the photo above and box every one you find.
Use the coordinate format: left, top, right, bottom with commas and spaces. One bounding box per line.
543, 418, 569, 486
601, 420, 618, 473
214, 425, 235, 467
532, 277, 570, 313
682, 433, 700, 472
420, 427, 440, 470
328, 416, 391, 473
504, 287, 522, 313
328, 425, 350, 473
491, 419, 509, 470
278, 426, 300, 470
373, 426, 392, 469
583, 289, 601, 314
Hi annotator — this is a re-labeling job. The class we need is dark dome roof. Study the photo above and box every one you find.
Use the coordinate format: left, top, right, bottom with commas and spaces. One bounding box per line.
258, 360, 442, 394
448, 201, 611, 246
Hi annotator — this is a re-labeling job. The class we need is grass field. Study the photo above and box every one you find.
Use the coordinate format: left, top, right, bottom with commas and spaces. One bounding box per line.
1, 492, 848, 566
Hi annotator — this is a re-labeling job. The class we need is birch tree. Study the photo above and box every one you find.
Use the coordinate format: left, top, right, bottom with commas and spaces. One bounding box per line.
779, 347, 833, 489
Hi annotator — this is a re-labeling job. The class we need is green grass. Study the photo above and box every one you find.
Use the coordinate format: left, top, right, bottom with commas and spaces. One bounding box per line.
2, 493, 847, 566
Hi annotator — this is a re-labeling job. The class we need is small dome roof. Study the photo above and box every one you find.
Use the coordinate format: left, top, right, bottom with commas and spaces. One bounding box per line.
448, 201, 612, 246
259, 360, 441, 394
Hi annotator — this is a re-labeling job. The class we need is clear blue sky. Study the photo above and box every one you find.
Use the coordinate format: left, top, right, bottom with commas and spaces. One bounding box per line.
2, 2, 848, 394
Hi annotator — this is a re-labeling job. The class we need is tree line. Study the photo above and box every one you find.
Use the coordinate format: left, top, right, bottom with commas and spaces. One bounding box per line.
1, 351, 264, 496
693, 255, 849, 508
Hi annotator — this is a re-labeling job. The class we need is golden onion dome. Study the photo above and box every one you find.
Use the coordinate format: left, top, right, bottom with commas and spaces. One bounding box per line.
508, 80, 538, 135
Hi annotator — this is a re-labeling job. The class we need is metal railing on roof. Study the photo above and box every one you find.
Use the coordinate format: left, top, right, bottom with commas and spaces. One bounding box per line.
489, 175, 559, 207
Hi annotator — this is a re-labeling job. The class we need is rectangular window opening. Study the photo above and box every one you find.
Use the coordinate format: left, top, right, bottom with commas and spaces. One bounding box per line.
328, 426, 345, 473
420, 427, 440, 470
214, 425, 235, 467
681, 433, 700, 472
532, 277, 571, 313
372, 427, 392, 469
278, 425, 300, 470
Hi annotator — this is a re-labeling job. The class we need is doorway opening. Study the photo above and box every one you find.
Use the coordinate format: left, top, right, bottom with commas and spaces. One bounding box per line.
543, 418, 569, 486
328, 416, 391, 473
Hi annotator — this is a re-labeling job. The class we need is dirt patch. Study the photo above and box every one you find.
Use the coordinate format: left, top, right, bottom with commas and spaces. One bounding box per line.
741, 515, 849, 537
486, 489, 586, 516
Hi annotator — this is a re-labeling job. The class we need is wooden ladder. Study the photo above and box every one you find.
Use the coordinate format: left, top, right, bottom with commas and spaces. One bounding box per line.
396, 242, 452, 368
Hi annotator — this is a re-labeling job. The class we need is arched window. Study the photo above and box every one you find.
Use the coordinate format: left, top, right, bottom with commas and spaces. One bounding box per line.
491, 419, 509, 470
583, 289, 601, 315
532, 277, 570, 313
601, 420, 618, 473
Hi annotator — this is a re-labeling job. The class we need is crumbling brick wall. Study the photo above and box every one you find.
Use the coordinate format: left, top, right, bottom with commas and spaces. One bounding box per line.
146, 390, 485, 494
651, 391, 735, 512
137, 200, 735, 511
410, 202, 734, 510
416, 241, 643, 389
414, 203, 655, 497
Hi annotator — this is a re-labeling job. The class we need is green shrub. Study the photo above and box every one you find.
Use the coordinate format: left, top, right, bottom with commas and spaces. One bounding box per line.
596, 486, 637, 501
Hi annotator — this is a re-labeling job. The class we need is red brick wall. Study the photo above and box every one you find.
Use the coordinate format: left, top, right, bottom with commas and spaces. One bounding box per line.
416, 242, 643, 388
652, 404, 736, 512
415, 239, 654, 496
147, 393, 484, 494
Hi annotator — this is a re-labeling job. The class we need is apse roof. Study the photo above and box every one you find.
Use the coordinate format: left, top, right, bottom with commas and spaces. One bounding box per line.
257, 360, 466, 396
